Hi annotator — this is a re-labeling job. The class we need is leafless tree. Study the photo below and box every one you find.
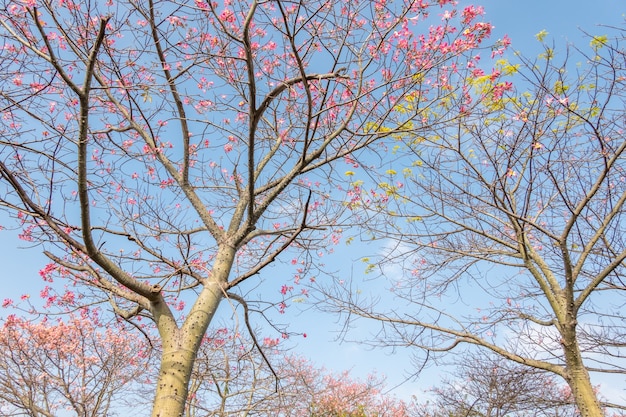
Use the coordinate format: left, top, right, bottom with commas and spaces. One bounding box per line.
322, 28, 626, 417
416, 350, 578, 417
183, 327, 410, 416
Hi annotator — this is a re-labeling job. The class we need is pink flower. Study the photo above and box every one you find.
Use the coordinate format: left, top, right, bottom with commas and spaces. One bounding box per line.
461, 5, 484, 25
167, 16, 185, 27
219, 9, 235, 23
40, 286, 50, 299
160, 178, 174, 188
61, 291, 75, 305
492, 81, 513, 100
441, 10, 454, 20
194, 0, 209, 10
263, 337, 279, 347
18, 225, 34, 241
39, 263, 57, 282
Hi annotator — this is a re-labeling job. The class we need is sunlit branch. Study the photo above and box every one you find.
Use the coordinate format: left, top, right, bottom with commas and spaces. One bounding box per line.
228, 191, 313, 288
225, 292, 279, 393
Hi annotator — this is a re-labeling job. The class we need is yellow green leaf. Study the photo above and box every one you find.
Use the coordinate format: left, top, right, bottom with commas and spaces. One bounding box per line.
590, 35, 608, 50
535, 29, 549, 42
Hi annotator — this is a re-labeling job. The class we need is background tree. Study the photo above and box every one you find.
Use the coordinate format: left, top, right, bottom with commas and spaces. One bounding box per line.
0, 312, 151, 417
324, 28, 626, 417
416, 350, 577, 417
0, 310, 407, 417
0, 0, 495, 415
185, 327, 410, 416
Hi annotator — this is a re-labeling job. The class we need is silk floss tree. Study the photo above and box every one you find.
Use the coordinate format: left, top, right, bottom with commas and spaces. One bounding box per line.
0, 0, 495, 415
323, 28, 626, 417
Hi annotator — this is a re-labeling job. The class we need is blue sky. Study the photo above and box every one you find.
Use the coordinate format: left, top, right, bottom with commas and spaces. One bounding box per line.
1, 0, 624, 407
482, 0, 623, 47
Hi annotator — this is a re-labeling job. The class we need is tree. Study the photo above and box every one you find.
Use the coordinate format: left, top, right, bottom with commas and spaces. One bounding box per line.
0, 312, 407, 417
184, 327, 285, 416
0, 313, 151, 417
416, 350, 577, 417
185, 327, 410, 416
323, 28, 626, 417
0, 0, 495, 415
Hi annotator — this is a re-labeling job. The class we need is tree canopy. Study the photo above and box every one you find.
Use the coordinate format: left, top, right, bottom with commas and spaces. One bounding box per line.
322, 26, 626, 417
0, 0, 496, 415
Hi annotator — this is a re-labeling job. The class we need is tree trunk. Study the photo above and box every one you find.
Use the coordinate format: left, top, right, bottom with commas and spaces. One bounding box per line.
565, 362, 603, 417
562, 323, 604, 417
152, 346, 199, 417
151, 246, 234, 417
151, 284, 224, 417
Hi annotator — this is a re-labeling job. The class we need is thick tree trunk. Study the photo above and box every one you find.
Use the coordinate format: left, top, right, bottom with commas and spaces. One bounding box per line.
567, 365, 603, 417
561, 322, 604, 417
151, 285, 224, 417
151, 246, 235, 417
151, 346, 200, 417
